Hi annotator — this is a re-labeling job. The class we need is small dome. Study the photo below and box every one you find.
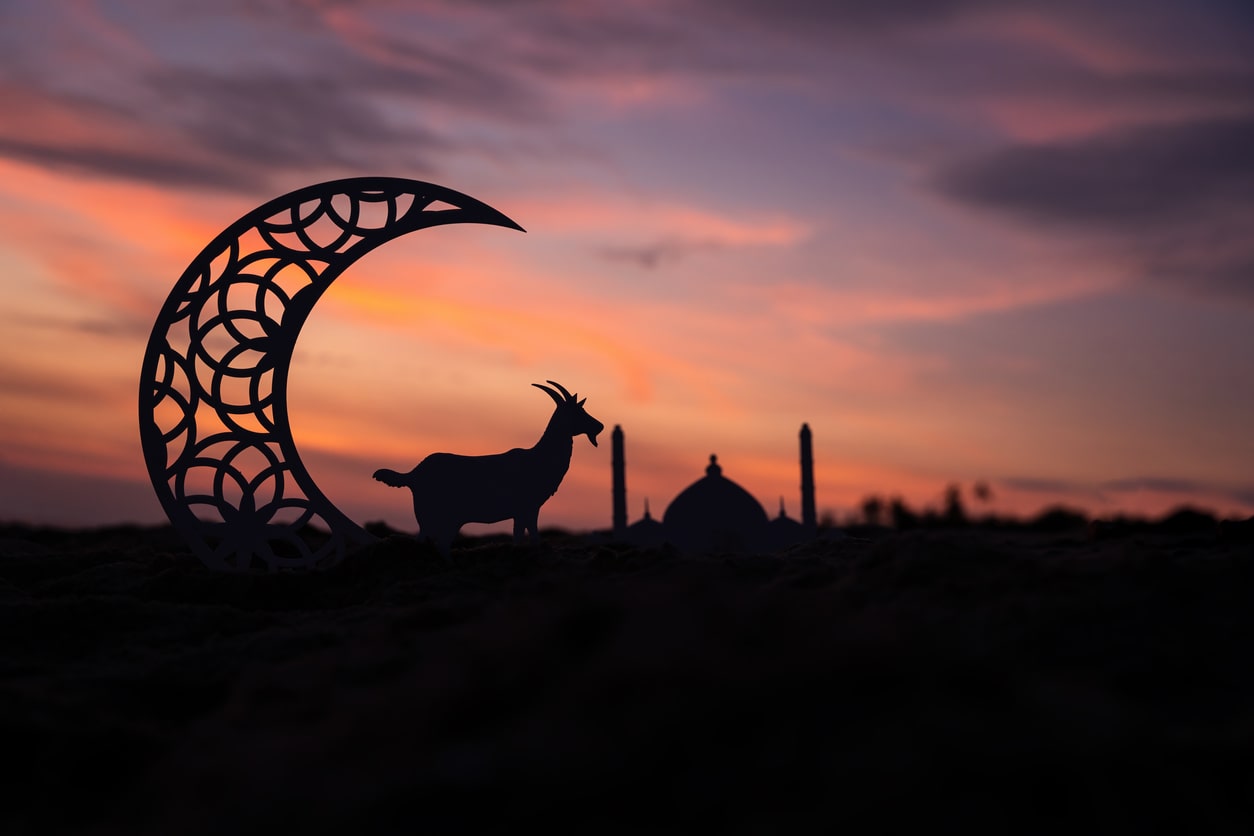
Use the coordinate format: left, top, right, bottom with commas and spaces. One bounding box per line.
662, 455, 769, 553
767, 498, 806, 550
626, 499, 667, 547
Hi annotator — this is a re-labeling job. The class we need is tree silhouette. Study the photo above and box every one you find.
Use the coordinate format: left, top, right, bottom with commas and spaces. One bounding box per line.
890, 496, 918, 530
861, 495, 886, 527
943, 483, 967, 526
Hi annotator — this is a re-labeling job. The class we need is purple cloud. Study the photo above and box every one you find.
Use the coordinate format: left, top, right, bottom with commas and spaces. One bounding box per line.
933, 115, 1254, 298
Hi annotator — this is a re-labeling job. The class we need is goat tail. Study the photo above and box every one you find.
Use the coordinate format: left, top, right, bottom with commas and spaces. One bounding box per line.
373, 468, 410, 488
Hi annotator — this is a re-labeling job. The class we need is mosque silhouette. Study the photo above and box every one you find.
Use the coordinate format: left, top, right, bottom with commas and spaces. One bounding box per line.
610, 424, 819, 553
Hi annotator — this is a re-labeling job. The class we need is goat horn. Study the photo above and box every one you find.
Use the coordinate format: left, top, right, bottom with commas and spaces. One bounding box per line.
533, 383, 563, 405
546, 380, 574, 401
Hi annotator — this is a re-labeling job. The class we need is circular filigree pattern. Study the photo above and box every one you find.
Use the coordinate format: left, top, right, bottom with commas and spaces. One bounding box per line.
139, 178, 523, 571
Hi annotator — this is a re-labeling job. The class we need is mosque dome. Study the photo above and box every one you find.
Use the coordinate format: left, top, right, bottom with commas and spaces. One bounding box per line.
661, 455, 770, 553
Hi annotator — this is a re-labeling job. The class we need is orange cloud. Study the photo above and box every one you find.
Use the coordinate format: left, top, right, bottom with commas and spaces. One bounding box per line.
0, 159, 231, 319
325, 281, 661, 401
743, 270, 1124, 327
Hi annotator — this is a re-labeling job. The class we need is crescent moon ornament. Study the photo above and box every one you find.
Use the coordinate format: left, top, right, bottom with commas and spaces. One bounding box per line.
139, 178, 524, 571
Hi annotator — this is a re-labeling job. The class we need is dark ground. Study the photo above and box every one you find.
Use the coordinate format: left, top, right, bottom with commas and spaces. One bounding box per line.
2, 523, 1253, 834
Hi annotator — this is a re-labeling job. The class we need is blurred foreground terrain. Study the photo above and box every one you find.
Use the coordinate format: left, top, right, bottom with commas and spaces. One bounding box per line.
2, 522, 1253, 834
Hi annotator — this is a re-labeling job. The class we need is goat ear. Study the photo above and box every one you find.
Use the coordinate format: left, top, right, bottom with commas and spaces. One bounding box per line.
577, 397, 586, 407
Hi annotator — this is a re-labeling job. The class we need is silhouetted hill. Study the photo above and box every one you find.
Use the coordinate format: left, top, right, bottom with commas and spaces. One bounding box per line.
2, 524, 1254, 833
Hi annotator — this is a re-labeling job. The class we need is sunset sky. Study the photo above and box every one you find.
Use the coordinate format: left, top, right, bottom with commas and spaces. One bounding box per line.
2, 0, 1252, 534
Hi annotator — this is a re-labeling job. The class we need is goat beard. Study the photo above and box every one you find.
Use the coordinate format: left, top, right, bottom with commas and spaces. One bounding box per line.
585, 430, 600, 447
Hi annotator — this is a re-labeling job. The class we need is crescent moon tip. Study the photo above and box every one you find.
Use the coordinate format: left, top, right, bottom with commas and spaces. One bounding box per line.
472, 207, 525, 233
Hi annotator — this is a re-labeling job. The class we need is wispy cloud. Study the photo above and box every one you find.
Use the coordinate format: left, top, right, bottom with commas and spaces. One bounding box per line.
595, 211, 808, 269
933, 115, 1254, 299
1098, 476, 1254, 507
997, 474, 1254, 517
935, 116, 1254, 229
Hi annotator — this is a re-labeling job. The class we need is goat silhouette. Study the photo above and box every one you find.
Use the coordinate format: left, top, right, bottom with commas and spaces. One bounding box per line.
374, 381, 604, 555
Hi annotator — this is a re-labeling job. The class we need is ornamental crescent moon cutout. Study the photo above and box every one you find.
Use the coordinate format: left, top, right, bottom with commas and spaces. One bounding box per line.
139, 178, 524, 571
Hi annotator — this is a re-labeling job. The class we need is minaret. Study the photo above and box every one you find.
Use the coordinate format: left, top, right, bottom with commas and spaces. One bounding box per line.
612, 424, 627, 536
800, 423, 816, 535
